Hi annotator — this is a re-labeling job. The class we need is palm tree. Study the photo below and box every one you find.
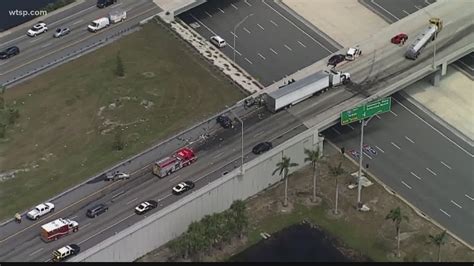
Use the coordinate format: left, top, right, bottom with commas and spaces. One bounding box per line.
304, 148, 322, 202
385, 207, 409, 257
327, 162, 344, 214
429, 230, 447, 262
272, 156, 299, 207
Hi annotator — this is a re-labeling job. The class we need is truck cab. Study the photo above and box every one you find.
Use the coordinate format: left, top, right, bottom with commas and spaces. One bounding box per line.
345, 47, 362, 61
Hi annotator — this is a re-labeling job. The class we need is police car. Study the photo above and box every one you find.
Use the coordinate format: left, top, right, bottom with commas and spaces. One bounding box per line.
52, 244, 80, 262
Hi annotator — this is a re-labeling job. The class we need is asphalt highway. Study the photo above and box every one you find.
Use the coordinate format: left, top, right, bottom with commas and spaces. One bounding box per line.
0, 0, 161, 86
178, 0, 339, 85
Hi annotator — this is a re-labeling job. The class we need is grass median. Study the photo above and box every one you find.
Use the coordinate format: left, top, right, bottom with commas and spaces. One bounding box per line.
0, 21, 244, 221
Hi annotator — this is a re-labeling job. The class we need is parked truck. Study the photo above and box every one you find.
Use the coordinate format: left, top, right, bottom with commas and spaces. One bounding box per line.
405, 17, 443, 60
109, 9, 126, 24
40, 218, 79, 242
264, 70, 350, 113
153, 148, 197, 178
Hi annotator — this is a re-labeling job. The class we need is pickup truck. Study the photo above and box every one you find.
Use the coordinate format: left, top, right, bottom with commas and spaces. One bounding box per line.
27, 202, 55, 220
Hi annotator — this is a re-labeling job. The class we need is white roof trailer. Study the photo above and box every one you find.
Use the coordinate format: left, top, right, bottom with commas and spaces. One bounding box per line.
265, 70, 350, 113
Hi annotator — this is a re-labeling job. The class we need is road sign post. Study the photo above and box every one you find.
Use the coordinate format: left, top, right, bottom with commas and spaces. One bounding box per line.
340, 97, 392, 211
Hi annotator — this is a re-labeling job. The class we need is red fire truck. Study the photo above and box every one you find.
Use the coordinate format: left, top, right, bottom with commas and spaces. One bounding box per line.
153, 147, 197, 178
40, 218, 79, 242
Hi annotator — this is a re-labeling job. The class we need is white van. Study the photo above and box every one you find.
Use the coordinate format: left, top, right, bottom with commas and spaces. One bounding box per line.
88, 17, 110, 32
109, 9, 126, 24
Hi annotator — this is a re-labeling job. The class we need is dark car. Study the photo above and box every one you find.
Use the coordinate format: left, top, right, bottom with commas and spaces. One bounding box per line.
252, 142, 273, 155
97, 0, 117, 8
0, 46, 20, 59
216, 115, 233, 129
135, 200, 158, 215
172, 181, 195, 195
327, 54, 345, 67
86, 203, 108, 218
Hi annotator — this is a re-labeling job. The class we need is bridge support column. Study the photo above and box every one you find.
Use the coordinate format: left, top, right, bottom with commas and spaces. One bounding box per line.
441, 61, 448, 76
314, 131, 324, 153
430, 70, 441, 87
158, 10, 175, 23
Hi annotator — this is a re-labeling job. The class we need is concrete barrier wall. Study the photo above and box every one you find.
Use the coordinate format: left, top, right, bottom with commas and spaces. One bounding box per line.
71, 127, 323, 262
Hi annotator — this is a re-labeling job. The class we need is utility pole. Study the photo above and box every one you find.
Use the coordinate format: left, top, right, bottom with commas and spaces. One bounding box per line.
227, 106, 244, 175
233, 13, 254, 63
357, 116, 374, 210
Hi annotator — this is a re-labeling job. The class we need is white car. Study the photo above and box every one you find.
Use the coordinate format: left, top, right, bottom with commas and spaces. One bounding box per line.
210, 35, 226, 48
104, 171, 130, 181
27, 22, 48, 37
172, 181, 195, 195
27, 202, 55, 220
134, 200, 158, 215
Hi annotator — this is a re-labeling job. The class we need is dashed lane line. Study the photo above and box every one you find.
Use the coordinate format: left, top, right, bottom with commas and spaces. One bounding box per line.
258, 53, 266, 60
440, 161, 452, 169
439, 209, 451, 218
126, 198, 138, 205
297, 41, 306, 48
391, 142, 401, 150
269, 20, 278, 27
218, 7, 224, 13
72, 19, 83, 25
410, 171, 422, 180
404, 136, 415, 143
401, 181, 412, 189
370, 0, 400, 21
284, 44, 292, 51
204, 11, 212, 18
450, 200, 462, 209
332, 127, 342, 135
375, 145, 385, 153
402, 9, 411, 15
347, 124, 354, 130
244, 57, 253, 64
257, 23, 265, 30
77, 213, 134, 245
426, 167, 437, 176
262, 0, 332, 53
29, 248, 43, 257
390, 110, 398, 117
244, 0, 252, 6
243, 27, 251, 34
465, 194, 473, 201
269, 48, 278, 55
231, 3, 238, 9
392, 97, 473, 157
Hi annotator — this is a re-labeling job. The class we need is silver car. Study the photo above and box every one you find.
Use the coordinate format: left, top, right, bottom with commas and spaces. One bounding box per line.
53, 27, 71, 38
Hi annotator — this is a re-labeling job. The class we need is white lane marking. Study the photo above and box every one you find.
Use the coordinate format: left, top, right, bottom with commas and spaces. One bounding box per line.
262, 0, 332, 53
126, 198, 138, 205
244, 57, 253, 64
269, 20, 278, 27
284, 44, 292, 51
390, 110, 398, 117
391, 142, 401, 150
213, 151, 225, 159
158, 194, 172, 202
332, 127, 342, 135
204, 11, 212, 18
465, 194, 473, 201
297, 40, 306, 48
410, 171, 422, 180
402, 9, 411, 15
457, 60, 474, 71
244, 0, 252, 6
78, 213, 134, 245
257, 23, 265, 30
401, 181, 412, 189
414, 5, 421, 10
347, 124, 354, 130
258, 53, 266, 60
450, 200, 462, 209
40, 42, 52, 48
231, 3, 238, 9
254, 130, 266, 138
82, 222, 91, 229
405, 136, 415, 143
72, 19, 83, 25
426, 167, 437, 176
189, 13, 243, 56
168, 175, 182, 183
30, 37, 44, 43
439, 209, 451, 218
49, 5, 95, 27
230, 31, 238, 38
440, 161, 452, 169
1, 35, 25, 46
364, 153, 373, 160
243, 27, 251, 34
393, 97, 473, 157
69, 215, 78, 219
370, 0, 400, 21
29, 248, 43, 256
375, 145, 385, 153
375, 114, 381, 119
269, 48, 278, 55
218, 7, 225, 13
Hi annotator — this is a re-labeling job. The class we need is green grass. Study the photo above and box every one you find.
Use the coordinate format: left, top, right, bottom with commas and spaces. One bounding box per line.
0, 21, 245, 220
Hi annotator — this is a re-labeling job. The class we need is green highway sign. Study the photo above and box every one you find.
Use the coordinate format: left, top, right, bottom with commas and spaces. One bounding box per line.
340, 97, 391, 125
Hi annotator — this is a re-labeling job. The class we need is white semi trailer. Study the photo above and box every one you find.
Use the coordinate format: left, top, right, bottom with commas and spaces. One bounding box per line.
264, 70, 350, 113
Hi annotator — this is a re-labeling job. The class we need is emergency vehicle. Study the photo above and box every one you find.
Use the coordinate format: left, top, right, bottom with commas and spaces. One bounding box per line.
52, 244, 80, 262
40, 218, 79, 242
152, 148, 197, 178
